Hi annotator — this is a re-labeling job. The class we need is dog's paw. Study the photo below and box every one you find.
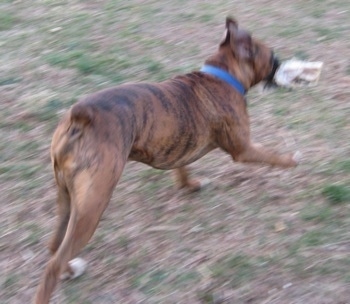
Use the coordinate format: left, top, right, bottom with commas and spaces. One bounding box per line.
199, 178, 211, 189
60, 258, 87, 280
292, 151, 302, 165
187, 178, 210, 192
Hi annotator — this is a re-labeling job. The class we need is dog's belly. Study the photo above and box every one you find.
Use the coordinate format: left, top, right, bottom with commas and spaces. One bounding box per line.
129, 138, 215, 170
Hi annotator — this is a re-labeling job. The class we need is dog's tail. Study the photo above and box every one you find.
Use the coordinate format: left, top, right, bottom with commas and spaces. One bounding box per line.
70, 103, 93, 125
50, 103, 95, 170
67, 103, 94, 141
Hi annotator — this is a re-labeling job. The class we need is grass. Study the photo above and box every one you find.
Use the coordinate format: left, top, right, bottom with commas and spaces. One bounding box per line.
298, 230, 326, 247
0, 77, 21, 86
0, 11, 16, 31
322, 184, 350, 205
300, 204, 332, 223
210, 254, 255, 287
334, 160, 350, 173
0, 0, 349, 303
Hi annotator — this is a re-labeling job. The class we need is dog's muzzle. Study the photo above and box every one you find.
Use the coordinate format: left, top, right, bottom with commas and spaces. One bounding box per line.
264, 52, 280, 87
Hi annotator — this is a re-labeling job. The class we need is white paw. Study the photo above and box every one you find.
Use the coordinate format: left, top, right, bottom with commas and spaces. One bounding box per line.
60, 257, 87, 280
199, 178, 211, 188
292, 151, 302, 164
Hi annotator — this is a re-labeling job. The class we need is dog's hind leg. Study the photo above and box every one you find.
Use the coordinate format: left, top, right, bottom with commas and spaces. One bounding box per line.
48, 185, 70, 254
34, 159, 124, 304
173, 167, 209, 192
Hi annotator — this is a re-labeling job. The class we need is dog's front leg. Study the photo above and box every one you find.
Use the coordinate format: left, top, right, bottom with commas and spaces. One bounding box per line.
173, 167, 209, 192
232, 142, 301, 168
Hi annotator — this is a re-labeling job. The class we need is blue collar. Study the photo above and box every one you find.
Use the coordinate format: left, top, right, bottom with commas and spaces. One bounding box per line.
200, 65, 246, 95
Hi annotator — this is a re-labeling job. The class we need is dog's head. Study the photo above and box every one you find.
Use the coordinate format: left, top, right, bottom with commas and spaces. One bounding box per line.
217, 17, 279, 89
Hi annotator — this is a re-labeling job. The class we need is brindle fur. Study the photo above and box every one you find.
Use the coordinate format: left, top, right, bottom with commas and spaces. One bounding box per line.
34, 18, 298, 303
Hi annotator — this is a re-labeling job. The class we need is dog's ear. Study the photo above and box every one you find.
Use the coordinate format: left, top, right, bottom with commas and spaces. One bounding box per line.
226, 16, 238, 30
234, 30, 253, 60
220, 17, 238, 46
221, 17, 253, 60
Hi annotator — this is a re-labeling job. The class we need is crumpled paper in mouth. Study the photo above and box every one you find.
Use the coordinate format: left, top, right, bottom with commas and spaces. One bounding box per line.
274, 58, 323, 88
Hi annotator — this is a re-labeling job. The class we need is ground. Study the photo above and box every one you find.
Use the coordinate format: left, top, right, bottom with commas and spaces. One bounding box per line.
0, 0, 350, 303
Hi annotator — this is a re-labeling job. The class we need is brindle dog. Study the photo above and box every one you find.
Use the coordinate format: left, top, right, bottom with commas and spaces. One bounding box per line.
34, 17, 299, 303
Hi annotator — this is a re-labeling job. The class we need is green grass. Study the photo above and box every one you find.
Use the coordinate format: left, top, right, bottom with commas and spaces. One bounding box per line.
277, 22, 304, 38
134, 269, 169, 295
335, 160, 350, 173
0, 77, 21, 86
2, 274, 18, 297
0, 163, 42, 180
300, 204, 332, 223
25, 223, 42, 245
322, 184, 350, 205
298, 230, 326, 247
173, 271, 200, 288
347, 64, 350, 75
3, 274, 18, 289
210, 254, 255, 287
64, 283, 86, 304
293, 50, 309, 60
0, 12, 16, 31
313, 27, 342, 41
33, 99, 63, 122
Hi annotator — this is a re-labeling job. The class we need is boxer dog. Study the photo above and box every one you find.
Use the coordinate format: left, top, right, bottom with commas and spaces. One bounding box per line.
34, 17, 300, 303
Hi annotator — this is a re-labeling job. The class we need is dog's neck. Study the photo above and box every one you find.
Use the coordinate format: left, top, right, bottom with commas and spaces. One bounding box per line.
204, 52, 255, 91
200, 65, 246, 95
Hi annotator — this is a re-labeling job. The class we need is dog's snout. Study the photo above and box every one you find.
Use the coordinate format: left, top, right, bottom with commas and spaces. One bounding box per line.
272, 54, 280, 72
264, 52, 280, 84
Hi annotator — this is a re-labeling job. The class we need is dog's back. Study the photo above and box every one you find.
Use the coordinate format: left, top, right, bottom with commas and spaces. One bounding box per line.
53, 74, 227, 175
